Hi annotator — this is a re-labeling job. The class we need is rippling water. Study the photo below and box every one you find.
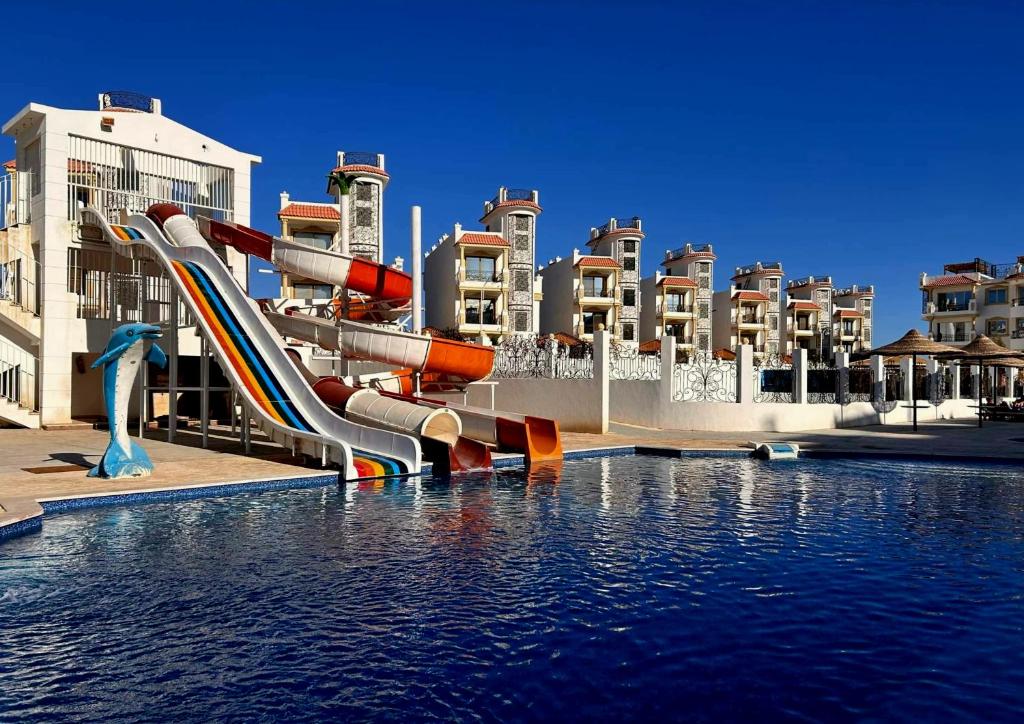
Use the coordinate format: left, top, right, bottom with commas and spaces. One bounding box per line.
3, 455, 1024, 722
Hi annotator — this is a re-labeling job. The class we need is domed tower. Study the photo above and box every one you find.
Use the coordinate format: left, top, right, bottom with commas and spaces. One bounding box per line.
480, 187, 541, 335
326, 150, 389, 263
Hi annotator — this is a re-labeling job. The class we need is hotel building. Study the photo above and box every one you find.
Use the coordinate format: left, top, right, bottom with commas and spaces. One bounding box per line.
584, 217, 643, 344
423, 188, 542, 342
639, 243, 716, 357
538, 249, 623, 342
0, 92, 259, 428
711, 261, 784, 356
276, 151, 388, 300
782, 276, 833, 359
831, 284, 874, 354
920, 256, 1024, 350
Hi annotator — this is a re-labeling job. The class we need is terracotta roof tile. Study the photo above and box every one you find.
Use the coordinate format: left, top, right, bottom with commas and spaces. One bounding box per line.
575, 256, 621, 269
732, 290, 770, 302
278, 203, 340, 220
835, 309, 863, 318
456, 232, 509, 247
331, 164, 390, 178
922, 274, 976, 288
638, 339, 661, 353
787, 300, 820, 311
657, 275, 697, 287
2, 159, 14, 169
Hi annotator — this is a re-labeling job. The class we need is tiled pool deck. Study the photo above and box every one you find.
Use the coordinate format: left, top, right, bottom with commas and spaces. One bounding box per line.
2, 420, 1022, 539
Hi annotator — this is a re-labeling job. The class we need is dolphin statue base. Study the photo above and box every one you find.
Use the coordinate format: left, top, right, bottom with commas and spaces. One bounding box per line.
89, 323, 167, 479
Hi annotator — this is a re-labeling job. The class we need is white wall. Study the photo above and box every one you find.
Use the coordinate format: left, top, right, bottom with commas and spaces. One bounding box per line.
467, 378, 606, 433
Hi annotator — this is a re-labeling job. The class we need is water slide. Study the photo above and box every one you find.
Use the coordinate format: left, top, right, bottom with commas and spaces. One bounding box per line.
79, 205, 421, 481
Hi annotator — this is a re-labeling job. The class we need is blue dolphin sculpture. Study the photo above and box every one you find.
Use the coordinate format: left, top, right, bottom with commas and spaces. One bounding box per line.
89, 323, 167, 479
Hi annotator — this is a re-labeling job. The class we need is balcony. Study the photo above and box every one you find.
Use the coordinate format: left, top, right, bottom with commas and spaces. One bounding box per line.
659, 302, 694, 316
459, 314, 505, 333
1012, 330, 1024, 339
924, 300, 976, 315
0, 172, 32, 230
736, 313, 765, 327
339, 151, 383, 168
595, 216, 641, 236
577, 286, 619, 305
460, 269, 507, 288
489, 188, 535, 207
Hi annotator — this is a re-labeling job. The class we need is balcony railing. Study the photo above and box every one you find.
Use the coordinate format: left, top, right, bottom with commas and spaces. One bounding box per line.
463, 270, 503, 283
0, 172, 32, 230
596, 216, 641, 235
1011, 298, 1024, 307
0, 338, 39, 412
925, 300, 976, 314
738, 313, 765, 325
735, 261, 782, 276
462, 313, 503, 327
660, 303, 694, 314
578, 286, 618, 300
340, 151, 382, 167
0, 233, 41, 316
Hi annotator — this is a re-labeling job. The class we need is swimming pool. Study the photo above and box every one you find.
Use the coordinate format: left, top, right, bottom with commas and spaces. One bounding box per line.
3, 454, 1024, 721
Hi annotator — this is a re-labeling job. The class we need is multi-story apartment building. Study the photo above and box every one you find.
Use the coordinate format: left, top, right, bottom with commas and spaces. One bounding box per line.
639, 243, 716, 357
920, 257, 1024, 350
832, 284, 874, 354
782, 275, 833, 359
423, 188, 542, 342
585, 217, 642, 344
276, 151, 388, 299
711, 261, 784, 356
0, 92, 259, 427
538, 249, 623, 342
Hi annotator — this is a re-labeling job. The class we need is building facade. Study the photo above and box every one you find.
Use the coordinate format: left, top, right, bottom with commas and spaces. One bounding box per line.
423, 187, 542, 342
782, 275, 833, 359
0, 92, 259, 427
538, 250, 622, 342
920, 256, 1024, 350
712, 261, 784, 357
585, 217, 642, 344
639, 243, 716, 357
832, 284, 874, 354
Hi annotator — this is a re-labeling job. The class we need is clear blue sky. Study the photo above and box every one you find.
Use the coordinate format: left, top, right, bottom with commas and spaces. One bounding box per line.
5, 0, 1023, 343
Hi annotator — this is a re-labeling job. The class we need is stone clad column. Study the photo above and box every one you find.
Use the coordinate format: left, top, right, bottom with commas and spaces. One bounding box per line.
792, 348, 808, 405
736, 344, 755, 404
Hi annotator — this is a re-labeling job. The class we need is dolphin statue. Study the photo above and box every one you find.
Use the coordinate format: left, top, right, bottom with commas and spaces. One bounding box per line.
89, 323, 167, 479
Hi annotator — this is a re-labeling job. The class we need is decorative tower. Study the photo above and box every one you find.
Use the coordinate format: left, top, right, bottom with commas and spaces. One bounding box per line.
661, 243, 716, 354
480, 187, 541, 334
328, 151, 388, 262
587, 217, 643, 344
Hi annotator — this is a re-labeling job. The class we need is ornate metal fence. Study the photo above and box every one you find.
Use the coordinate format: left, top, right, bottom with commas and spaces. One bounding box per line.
884, 366, 904, 402
553, 342, 594, 379
807, 360, 839, 404
927, 367, 952, 405
672, 354, 737, 402
845, 366, 873, 403
753, 353, 793, 403
491, 335, 547, 378
609, 343, 660, 380
959, 365, 975, 399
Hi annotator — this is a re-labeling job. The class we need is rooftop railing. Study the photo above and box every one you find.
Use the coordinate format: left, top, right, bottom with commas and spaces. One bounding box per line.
340, 151, 383, 167
488, 188, 537, 208
596, 216, 641, 235
788, 275, 831, 288
665, 243, 714, 260
735, 261, 783, 276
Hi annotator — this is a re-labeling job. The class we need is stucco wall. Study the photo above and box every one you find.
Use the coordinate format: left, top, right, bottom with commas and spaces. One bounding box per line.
466, 377, 606, 433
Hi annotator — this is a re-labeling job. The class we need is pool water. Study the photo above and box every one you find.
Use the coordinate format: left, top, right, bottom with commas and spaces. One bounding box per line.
3, 455, 1024, 721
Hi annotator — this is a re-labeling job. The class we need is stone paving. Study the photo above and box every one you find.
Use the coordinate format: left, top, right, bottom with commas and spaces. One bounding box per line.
2, 419, 1022, 529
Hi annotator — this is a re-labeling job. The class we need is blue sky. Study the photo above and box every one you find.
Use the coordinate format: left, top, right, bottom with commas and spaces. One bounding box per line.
4, 0, 1023, 343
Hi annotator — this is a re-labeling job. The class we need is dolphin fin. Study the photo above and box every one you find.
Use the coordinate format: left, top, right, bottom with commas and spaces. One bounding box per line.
145, 343, 168, 369
91, 342, 132, 369
88, 439, 154, 479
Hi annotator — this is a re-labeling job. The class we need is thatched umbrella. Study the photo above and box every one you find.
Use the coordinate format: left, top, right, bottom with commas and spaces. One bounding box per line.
935, 335, 1024, 427
871, 329, 962, 431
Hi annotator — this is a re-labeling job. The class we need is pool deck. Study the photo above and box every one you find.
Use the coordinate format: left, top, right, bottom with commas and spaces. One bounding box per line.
2, 420, 1022, 534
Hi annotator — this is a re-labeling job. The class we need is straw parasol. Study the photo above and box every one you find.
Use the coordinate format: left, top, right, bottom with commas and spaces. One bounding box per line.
870, 329, 962, 431
935, 335, 1024, 427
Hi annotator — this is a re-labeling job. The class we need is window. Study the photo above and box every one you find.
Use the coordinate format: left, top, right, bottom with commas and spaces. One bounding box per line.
987, 318, 1008, 336
25, 141, 41, 196
465, 297, 497, 325
355, 207, 373, 226
513, 215, 530, 231
843, 320, 856, 335
514, 269, 530, 292
583, 312, 605, 334
698, 276, 710, 289
623, 256, 636, 271
292, 283, 333, 299
664, 324, 685, 339
514, 234, 530, 251
622, 289, 636, 307
582, 275, 606, 297
698, 302, 709, 318
769, 291, 779, 303
936, 291, 973, 312
292, 231, 333, 250
622, 323, 634, 341
665, 292, 685, 313
768, 314, 778, 331
698, 333, 709, 349
768, 278, 779, 289
623, 241, 636, 253
464, 255, 496, 282
986, 287, 1008, 305
698, 262, 711, 274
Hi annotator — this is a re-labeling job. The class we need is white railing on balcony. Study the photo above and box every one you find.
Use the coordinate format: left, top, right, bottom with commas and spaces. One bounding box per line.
66, 136, 234, 227
0, 171, 32, 230
0, 338, 38, 412
0, 232, 40, 316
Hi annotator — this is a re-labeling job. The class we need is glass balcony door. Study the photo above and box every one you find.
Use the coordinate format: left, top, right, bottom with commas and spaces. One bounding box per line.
464, 256, 497, 282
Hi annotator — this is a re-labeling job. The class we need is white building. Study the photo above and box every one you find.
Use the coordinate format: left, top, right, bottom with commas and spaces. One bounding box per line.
920, 256, 1024, 350
423, 188, 543, 341
0, 92, 260, 427
585, 217, 642, 344
538, 249, 623, 342
832, 284, 874, 354
782, 275, 833, 359
640, 243, 716, 357
712, 261, 784, 357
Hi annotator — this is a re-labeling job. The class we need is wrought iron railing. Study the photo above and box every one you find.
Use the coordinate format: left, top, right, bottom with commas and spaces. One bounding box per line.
491, 335, 594, 379
0, 171, 32, 230
596, 216, 640, 235
672, 354, 737, 402
100, 91, 155, 112
660, 302, 693, 314
807, 361, 839, 404
753, 354, 793, 403
464, 270, 503, 282
0, 234, 40, 316
846, 367, 873, 403
340, 151, 381, 167
609, 343, 660, 380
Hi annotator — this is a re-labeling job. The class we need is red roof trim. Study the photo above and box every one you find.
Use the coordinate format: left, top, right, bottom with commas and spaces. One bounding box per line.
331, 164, 390, 178
733, 290, 770, 301
788, 300, 820, 311
835, 309, 863, 318
575, 256, 621, 269
921, 274, 977, 288
456, 232, 509, 247
657, 276, 698, 287
278, 203, 340, 220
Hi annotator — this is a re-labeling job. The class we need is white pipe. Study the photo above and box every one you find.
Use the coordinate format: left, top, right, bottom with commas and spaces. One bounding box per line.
411, 205, 422, 334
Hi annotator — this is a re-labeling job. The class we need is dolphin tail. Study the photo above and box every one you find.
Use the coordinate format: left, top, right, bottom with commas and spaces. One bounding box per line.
88, 439, 155, 479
